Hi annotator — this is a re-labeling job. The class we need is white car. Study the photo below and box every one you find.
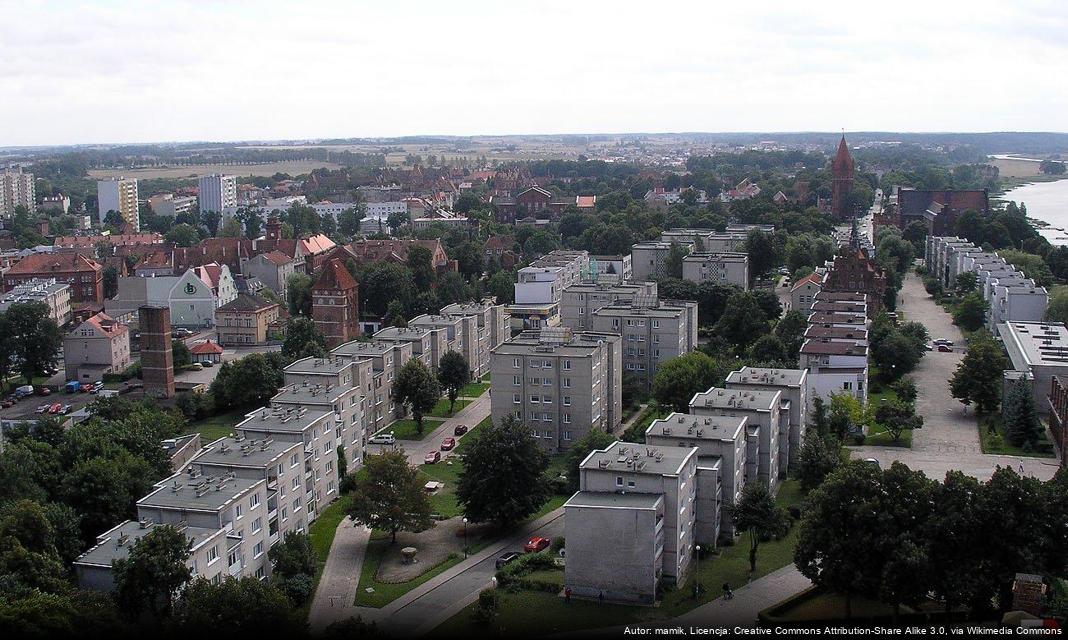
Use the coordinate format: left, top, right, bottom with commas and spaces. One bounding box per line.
369, 433, 396, 445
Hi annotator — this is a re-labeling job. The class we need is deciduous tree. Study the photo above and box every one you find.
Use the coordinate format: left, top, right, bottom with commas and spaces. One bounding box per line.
347, 451, 432, 543
392, 359, 440, 434
436, 351, 471, 415
456, 416, 549, 528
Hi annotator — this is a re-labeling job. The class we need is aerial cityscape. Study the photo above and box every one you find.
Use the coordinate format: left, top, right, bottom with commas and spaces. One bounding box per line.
2, 1, 1068, 638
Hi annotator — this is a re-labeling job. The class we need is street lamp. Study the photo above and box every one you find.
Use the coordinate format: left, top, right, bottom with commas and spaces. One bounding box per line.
694, 544, 702, 599
462, 517, 469, 558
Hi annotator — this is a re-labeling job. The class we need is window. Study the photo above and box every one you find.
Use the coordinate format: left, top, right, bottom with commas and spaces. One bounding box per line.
513, 358, 520, 368
563, 396, 571, 406
253, 541, 264, 558
513, 375, 521, 385
843, 381, 852, 390
563, 360, 572, 370
616, 476, 624, 487
563, 378, 572, 388
513, 393, 521, 404
563, 413, 572, 423
544, 395, 553, 404
235, 505, 243, 519
653, 320, 660, 329
207, 545, 219, 564
563, 431, 572, 440
250, 494, 260, 508
251, 518, 262, 534
543, 377, 552, 386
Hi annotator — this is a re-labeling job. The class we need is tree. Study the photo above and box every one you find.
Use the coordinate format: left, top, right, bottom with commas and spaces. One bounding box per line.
748, 334, 786, 364
727, 481, 789, 574
808, 396, 830, 439
103, 265, 119, 299
829, 393, 864, 441
871, 330, 923, 382
796, 430, 840, 492
712, 292, 770, 350
664, 243, 687, 279
112, 525, 192, 618
1002, 378, 1042, 447
407, 245, 436, 292
164, 223, 200, 247
436, 271, 471, 306
387, 209, 410, 233
950, 331, 1007, 413
487, 271, 514, 304
890, 377, 918, 404
773, 310, 808, 362
218, 217, 243, 237
745, 230, 778, 283
358, 262, 418, 317
338, 205, 364, 239
267, 531, 317, 605
392, 359, 440, 434
347, 451, 432, 543
384, 300, 407, 328
565, 429, 616, 492
955, 271, 978, 295
171, 339, 191, 368
209, 352, 287, 410
174, 577, 302, 634
652, 351, 729, 413
437, 351, 471, 415
953, 292, 989, 332
237, 207, 263, 238
5, 302, 62, 384
456, 416, 549, 528
873, 400, 923, 443
286, 273, 313, 317
282, 317, 327, 359
927, 471, 983, 612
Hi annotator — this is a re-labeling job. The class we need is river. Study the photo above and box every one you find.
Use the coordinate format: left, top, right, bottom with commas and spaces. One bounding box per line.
998, 179, 1068, 246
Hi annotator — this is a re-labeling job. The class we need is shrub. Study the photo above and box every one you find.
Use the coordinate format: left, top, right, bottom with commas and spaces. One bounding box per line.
473, 589, 499, 625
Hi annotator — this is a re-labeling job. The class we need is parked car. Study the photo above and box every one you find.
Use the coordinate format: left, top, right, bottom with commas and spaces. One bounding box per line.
35, 386, 51, 396
187, 362, 204, 371
933, 338, 954, 346
937, 345, 952, 352
424, 451, 441, 465
453, 424, 469, 436
863, 458, 881, 469
47, 403, 62, 414
924, 343, 934, 351
524, 536, 551, 553
89, 381, 104, 394
35, 404, 50, 414
440, 437, 456, 451
61, 404, 72, 415
14, 385, 34, 399
172, 328, 193, 338
495, 552, 521, 570
202, 360, 214, 367
368, 433, 396, 445
65, 381, 81, 393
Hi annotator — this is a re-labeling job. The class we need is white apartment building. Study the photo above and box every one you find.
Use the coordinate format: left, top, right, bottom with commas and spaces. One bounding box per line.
681, 252, 749, 289
440, 299, 512, 379
689, 387, 784, 490
373, 325, 449, 372
150, 193, 197, 218
97, 177, 140, 230
0, 278, 71, 326
799, 338, 868, 404
330, 339, 412, 438
1, 167, 35, 216
998, 321, 1068, 415
725, 367, 807, 473
198, 174, 238, 214
559, 280, 658, 332
588, 298, 698, 392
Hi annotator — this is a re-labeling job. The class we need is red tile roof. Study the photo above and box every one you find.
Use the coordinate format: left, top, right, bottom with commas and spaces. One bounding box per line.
791, 272, 822, 292
82, 312, 127, 338
313, 258, 358, 291
8, 252, 101, 275
190, 340, 224, 355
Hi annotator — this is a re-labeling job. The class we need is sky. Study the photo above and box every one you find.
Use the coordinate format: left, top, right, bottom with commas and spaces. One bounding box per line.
3, 0, 1068, 146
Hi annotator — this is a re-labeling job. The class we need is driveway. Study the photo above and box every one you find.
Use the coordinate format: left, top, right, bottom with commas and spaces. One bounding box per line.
851, 272, 1060, 481
365, 393, 490, 466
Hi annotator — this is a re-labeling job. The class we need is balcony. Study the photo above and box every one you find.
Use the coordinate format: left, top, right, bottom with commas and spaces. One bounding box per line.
228, 559, 244, 576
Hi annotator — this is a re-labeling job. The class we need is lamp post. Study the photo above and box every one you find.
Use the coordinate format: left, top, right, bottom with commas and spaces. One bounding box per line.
694, 545, 702, 599
462, 517, 469, 558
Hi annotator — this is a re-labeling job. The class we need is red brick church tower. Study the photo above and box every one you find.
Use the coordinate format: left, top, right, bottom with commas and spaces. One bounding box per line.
831, 134, 855, 220
311, 258, 360, 348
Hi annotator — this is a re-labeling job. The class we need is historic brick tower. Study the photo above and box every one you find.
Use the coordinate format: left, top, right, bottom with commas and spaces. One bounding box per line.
139, 305, 175, 399
311, 258, 360, 348
831, 134, 855, 220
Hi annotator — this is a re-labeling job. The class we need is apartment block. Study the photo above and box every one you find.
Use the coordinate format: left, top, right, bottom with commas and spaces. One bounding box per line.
198, 174, 238, 214
373, 324, 448, 371
646, 412, 748, 538
559, 280, 658, 331
631, 241, 692, 281
410, 313, 478, 377
800, 338, 868, 404
588, 298, 698, 392
725, 367, 807, 473
0, 278, 71, 326
490, 328, 622, 453
590, 254, 632, 282
64, 311, 131, 382
331, 339, 412, 437
999, 322, 1068, 415
564, 441, 697, 603
97, 177, 139, 230
440, 299, 511, 378
681, 252, 749, 289
150, 193, 197, 218
689, 387, 784, 490
1, 167, 35, 216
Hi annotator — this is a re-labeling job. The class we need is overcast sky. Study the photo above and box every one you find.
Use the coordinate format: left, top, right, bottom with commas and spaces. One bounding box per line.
3, 0, 1067, 146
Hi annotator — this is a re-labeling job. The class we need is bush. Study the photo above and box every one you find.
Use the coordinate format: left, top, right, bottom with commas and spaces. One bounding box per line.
550, 537, 565, 553
852, 433, 866, 446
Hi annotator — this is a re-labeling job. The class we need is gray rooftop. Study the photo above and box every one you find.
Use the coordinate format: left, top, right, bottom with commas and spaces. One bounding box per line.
138, 473, 264, 512
725, 367, 806, 387
564, 491, 663, 510
237, 405, 333, 434
74, 520, 221, 568
271, 382, 356, 406
332, 339, 406, 357
689, 387, 781, 412
284, 355, 352, 375
441, 300, 500, 315
999, 322, 1068, 368
494, 329, 617, 357
647, 412, 747, 442
374, 325, 435, 342
581, 441, 694, 476
193, 436, 301, 469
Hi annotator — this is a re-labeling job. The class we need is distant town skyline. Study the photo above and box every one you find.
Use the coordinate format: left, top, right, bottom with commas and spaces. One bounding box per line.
2, 0, 1066, 146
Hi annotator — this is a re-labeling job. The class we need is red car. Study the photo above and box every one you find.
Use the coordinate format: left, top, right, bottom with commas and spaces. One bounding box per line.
523, 536, 551, 553
424, 451, 441, 465
47, 403, 62, 414
937, 345, 952, 352
440, 437, 456, 451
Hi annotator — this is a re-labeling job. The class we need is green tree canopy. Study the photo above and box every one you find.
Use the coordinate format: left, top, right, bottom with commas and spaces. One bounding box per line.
436, 351, 471, 415
391, 359, 440, 434
347, 451, 432, 543
282, 317, 327, 360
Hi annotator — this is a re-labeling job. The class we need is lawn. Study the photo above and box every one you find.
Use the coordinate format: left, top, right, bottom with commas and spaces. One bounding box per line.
182, 407, 249, 442
420, 461, 463, 518
977, 413, 1056, 458
389, 418, 446, 440
430, 398, 471, 418
863, 426, 913, 448
454, 416, 492, 455
459, 381, 490, 398
354, 533, 465, 608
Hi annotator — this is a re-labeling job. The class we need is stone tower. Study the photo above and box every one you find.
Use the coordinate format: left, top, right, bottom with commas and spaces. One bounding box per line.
139, 305, 175, 399
311, 258, 360, 348
831, 134, 855, 220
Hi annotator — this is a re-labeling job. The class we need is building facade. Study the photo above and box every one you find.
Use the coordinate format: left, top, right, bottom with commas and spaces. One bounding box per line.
311, 259, 360, 348
681, 252, 749, 289
1, 167, 35, 216
64, 312, 131, 382
198, 175, 238, 214
215, 293, 281, 346
97, 177, 140, 230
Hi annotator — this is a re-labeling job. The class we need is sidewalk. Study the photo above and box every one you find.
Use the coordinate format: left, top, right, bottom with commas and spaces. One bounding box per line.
308, 517, 371, 632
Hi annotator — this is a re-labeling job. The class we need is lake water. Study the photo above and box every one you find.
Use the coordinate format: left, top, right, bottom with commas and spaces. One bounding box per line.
999, 179, 1068, 246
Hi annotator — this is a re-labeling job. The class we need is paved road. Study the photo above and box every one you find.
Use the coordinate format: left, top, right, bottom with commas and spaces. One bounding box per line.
365, 393, 490, 466
851, 272, 1060, 481
308, 519, 371, 632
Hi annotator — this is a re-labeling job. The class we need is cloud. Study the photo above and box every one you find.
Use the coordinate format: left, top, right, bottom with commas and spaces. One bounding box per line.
1, 0, 1066, 145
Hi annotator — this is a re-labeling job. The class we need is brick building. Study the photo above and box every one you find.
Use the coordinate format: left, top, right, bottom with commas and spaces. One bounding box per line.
311, 259, 360, 348
4, 252, 104, 303
830, 135, 854, 220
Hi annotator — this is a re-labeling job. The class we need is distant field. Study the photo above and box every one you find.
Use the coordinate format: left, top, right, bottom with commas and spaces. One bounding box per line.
238, 142, 589, 166
88, 159, 342, 180
989, 156, 1044, 178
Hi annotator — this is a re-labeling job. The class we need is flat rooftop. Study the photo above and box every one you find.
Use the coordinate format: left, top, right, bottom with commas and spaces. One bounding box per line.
441, 300, 500, 315
725, 367, 806, 387
682, 252, 748, 262
284, 355, 352, 375
74, 520, 221, 568
564, 491, 663, 510
193, 435, 301, 469
410, 313, 463, 327
807, 312, 866, 325
999, 322, 1068, 368
139, 473, 263, 512
647, 412, 746, 441
374, 326, 435, 342
271, 383, 356, 406
237, 405, 333, 434
494, 329, 616, 357
800, 340, 868, 356
689, 387, 781, 412
332, 339, 405, 357
582, 441, 694, 476
804, 326, 868, 341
